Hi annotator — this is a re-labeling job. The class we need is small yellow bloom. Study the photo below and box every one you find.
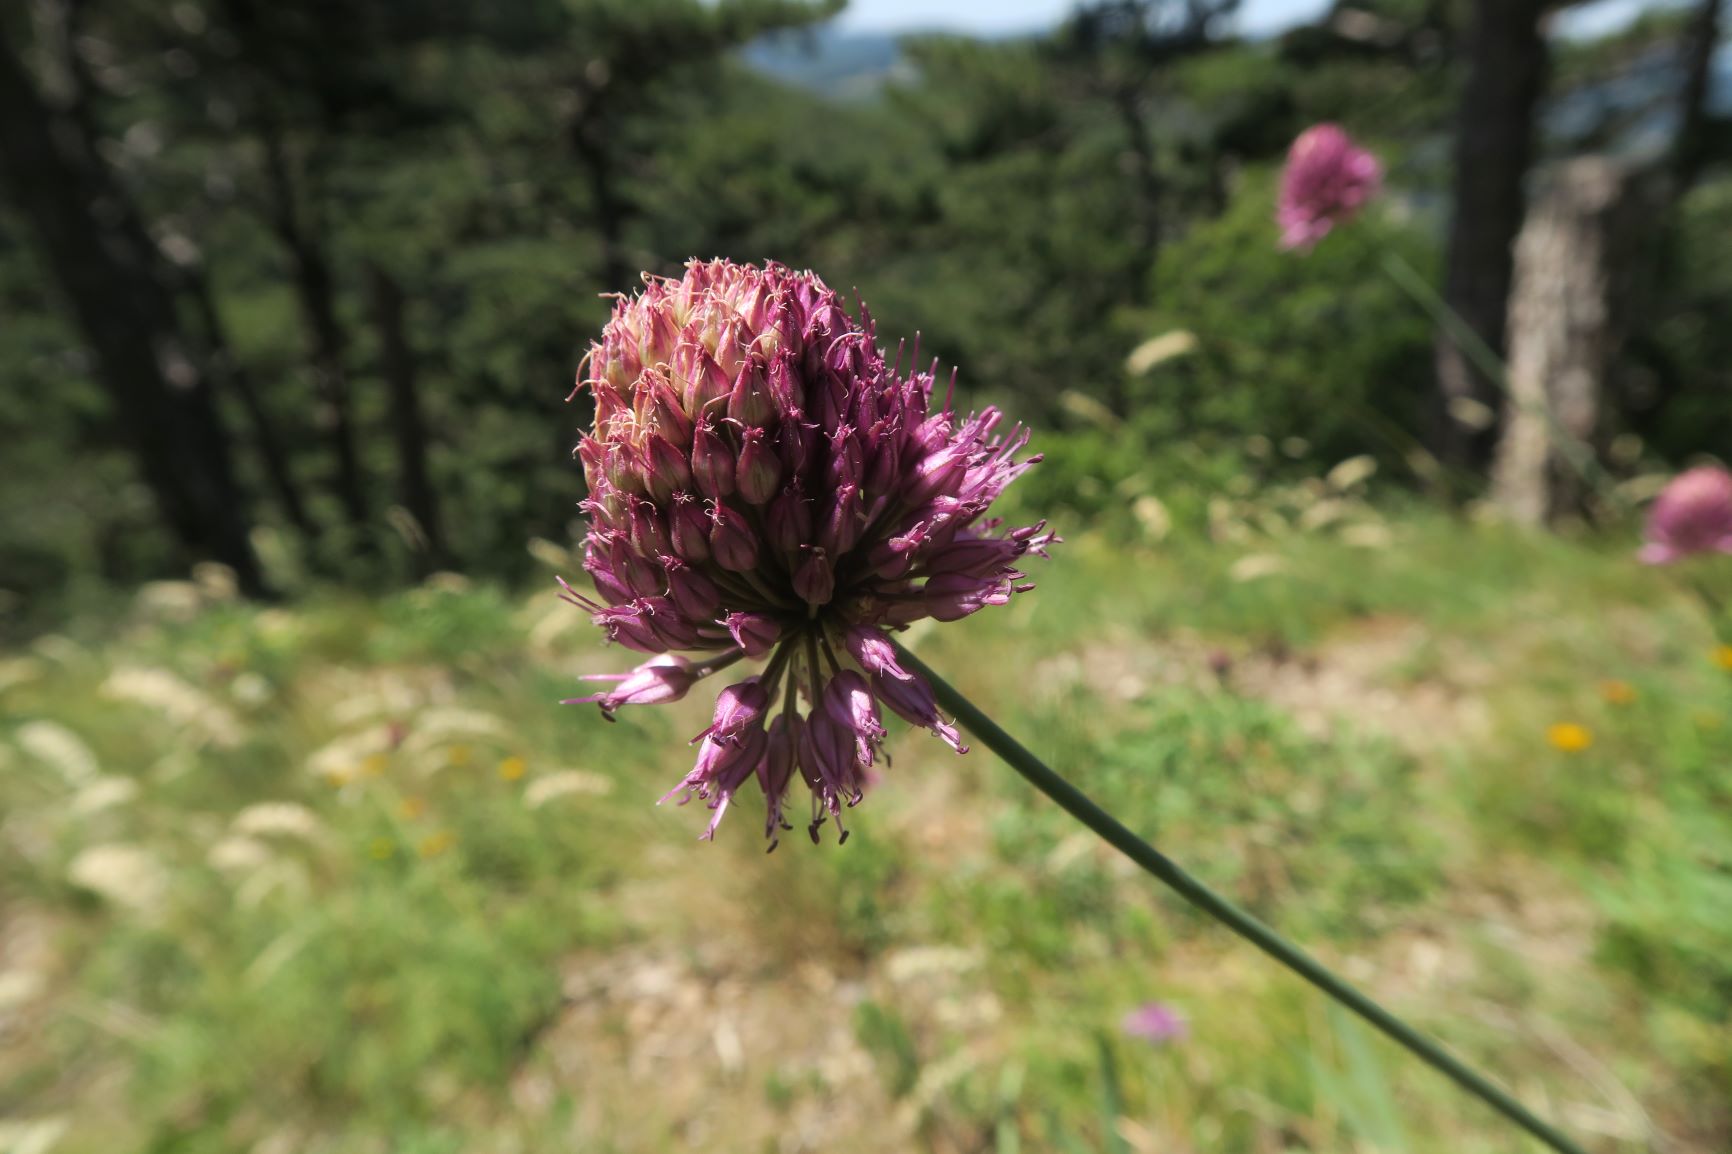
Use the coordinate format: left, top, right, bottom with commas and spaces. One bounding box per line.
1599, 680, 1637, 706
369, 837, 396, 860
418, 830, 455, 859
1714, 645, 1732, 672
447, 744, 472, 767
1694, 709, 1724, 731
1546, 723, 1593, 753
361, 752, 390, 777
398, 797, 427, 820
498, 755, 527, 782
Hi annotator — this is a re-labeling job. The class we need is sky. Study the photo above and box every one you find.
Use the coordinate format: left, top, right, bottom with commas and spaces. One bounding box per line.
835, 0, 1688, 39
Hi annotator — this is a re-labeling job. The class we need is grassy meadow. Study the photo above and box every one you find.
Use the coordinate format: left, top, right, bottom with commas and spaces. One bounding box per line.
3, 479, 1731, 1154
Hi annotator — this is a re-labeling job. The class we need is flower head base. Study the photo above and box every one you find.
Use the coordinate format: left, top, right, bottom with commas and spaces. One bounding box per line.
565, 260, 1052, 845
1638, 465, 1732, 565
1277, 124, 1382, 251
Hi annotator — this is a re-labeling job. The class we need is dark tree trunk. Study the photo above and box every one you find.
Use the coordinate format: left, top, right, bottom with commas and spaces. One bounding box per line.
1432, 0, 1550, 472
570, 107, 629, 294
1112, 86, 1162, 284
1672, 0, 1724, 193
187, 268, 319, 542
366, 262, 447, 573
257, 123, 371, 539
0, 20, 267, 595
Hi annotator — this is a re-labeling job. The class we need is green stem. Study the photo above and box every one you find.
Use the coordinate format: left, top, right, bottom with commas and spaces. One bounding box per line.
891, 641, 1587, 1154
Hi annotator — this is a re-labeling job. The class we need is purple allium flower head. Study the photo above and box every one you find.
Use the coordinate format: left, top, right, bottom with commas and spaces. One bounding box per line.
565, 259, 1054, 846
1276, 124, 1382, 252
1638, 465, 1732, 565
1121, 1002, 1187, 1045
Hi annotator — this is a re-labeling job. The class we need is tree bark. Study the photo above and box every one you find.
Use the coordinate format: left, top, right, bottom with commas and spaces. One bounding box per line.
1112, 86, 1162, 284
1492, 157, 1659, 525
1433, 0, 1550, 472
571, 113, 630, 295
0, 19, 267, 594
187, 268, 320, 542
256, 120, 372, 540
366, 262, 448, 574
1672, 0, 1723, 193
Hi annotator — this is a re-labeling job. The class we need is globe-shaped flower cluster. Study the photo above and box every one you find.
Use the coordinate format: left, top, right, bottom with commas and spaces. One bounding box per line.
1639, 464, 1732, 565
1277, 123, 1382, 251
564, 259, 1051, 844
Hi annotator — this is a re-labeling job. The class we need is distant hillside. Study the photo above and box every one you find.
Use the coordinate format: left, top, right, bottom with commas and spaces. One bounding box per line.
740, 27, 909, 97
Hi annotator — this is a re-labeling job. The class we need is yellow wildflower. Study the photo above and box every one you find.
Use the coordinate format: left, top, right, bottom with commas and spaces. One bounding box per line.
369, 837, 395, 860
447, 744, 472, 767
398, 797, 427, 820
361, 752, 390, 777
418, 831, 455, 859
498, 755, 527, 782
1546, 723, 1593, 753
1714, 645, 1732, 672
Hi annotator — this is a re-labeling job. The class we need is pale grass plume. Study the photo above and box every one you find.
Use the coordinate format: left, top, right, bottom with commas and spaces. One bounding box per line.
0, 969, 48, 1013
522, 588, 585, 653
1339, 522, 1395, 549
231, 802, 324, 842
400, 707, 514, 764
0, 656, 44, 696
101, 667, 244, 748
0, 1117, 69, 1154
70, 776, 140, 815
1298, 498, 1350, 532
190, 561, 239, 601
1125, 329, 1198, 376
526, 537, 574, 570
523, 770, 616, 808
324, 671, 424, 727
67, 844, 168, 912
208, 836, 275, 874
1229, 554, 1290, 582
133, 580, 206, 622
304, 727, 400, 782
233, 859, 313, 909
1132, 495, 1172, 541
1325, 454, 1378, 492
229, 672, 272, 706
16, 720, 98, 785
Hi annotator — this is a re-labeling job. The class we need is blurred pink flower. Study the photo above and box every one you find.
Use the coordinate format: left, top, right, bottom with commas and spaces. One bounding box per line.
1122, 1001, 1187, 1044
1639, 465, 1732, 565
1277, 124, 1382, 251
564, 259, 1052, 846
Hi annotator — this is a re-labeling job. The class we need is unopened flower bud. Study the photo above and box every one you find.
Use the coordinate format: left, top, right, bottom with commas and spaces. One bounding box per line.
726, 611, 781, 658
710, 503, 759, 572
736, 427, 783, 505
793, 548, 834, 606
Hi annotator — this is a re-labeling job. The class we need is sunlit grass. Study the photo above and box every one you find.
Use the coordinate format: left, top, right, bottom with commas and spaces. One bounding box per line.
3, 512, 1730, 1152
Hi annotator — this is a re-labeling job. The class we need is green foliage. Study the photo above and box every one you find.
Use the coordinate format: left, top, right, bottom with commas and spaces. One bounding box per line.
1136, 171, 1437, 474
1631, 178, 1732, 463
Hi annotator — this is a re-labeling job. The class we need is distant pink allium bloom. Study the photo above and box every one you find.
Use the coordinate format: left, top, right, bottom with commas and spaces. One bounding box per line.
1122, 1002, 1187, 1044
1638, 465, 1732, 565
1276, 124, 1382, 251
563, 259, 1053, 846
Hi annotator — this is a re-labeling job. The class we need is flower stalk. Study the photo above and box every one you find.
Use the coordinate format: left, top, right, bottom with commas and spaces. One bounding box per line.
891, 640, 1588, 1154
